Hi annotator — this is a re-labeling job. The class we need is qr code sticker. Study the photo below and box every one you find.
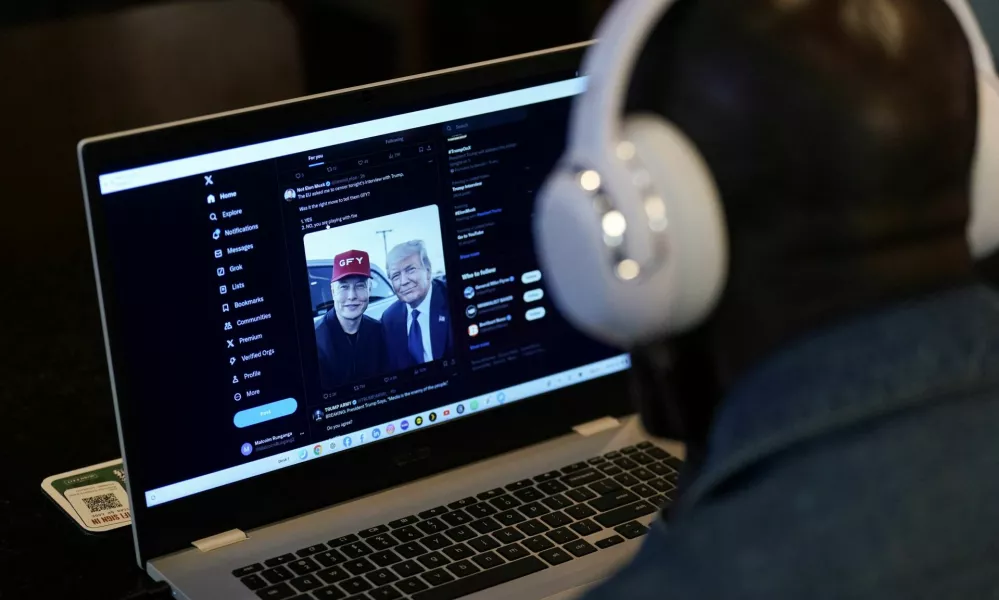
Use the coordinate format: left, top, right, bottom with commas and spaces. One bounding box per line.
82, 492, 123, 512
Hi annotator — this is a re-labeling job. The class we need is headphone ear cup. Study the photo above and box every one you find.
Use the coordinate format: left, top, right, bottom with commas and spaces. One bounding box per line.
970, 74, 999, 259
622, 114, 729, 335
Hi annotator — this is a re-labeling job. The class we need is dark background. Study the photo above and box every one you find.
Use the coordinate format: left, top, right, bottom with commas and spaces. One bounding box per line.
0, 1, 996, 598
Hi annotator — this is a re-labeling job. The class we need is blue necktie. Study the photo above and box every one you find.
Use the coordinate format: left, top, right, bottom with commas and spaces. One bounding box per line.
408, 309, 425, 365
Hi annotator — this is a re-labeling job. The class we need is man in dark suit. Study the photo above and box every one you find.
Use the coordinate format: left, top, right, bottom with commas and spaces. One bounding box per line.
314, 249, 389, 389
381, 240, 453, 370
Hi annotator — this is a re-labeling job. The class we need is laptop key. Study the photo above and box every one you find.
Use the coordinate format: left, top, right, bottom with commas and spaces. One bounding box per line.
595, 535, 625, 549
388, 515, 419, 529
564, 540, 597, 558
417, 551, 450, 569
365, 568, 399, 587
290, 574, 324, 592
603, 451, 622, 460
314, 584, 348, 599
314, 549, 347, 568
614, 521, 650, 539
494, 509, 525, 527
561, 462, 588, 474
297, 543, 328, 557
266, 554, 298, 567
257, 583, 297, 599
263, 566, 295, 584
537, 480, 569, 495
647, 462, 672, 476
637, 441, 654, 450
541, 494, 572, 511
440, 509, 473, 527
632, 453, 654, 465
367, 534, 398, 551
496, 543, 529, 561
241, 574, 268, 590
468, 535, 501, 552
518, 502, 550, 519
589, 479, 622, 496
614, 457, 638, 471
631, 467, 655, 481
646, 447, 669, 460
665, 456, 685, 470
396, 541, 428, 559
464, 502, 497, 519
345, 595, 370, 600
522, 535, 555, 553
410, 557, 547, 600
652, 494, 667, 506
341, 577, 373, 594
392, 525, 423, 542
443, 525, 476, 543
441, 543, 475, 561
317, 566, 350, 584
620, 446, 639, 455
569, 519, 602, 537
596, 464, 623, 476
445, 560, 480, 578
235, 563, 265, 578
594, 502, 658, 528
341, 542, 374, 559
533, 471, 561, 482
360, 525, 389, 538
588, 456, 607, 465
288, 557, 322, 576
632, 483, 657, 498
565, 503, 596, 520
329, 534, 359, 547
369, 585, 403, 600
418, 506, 449, 519
422, 533, 452, 551
391, 560, 424, 579
476, 488, 504, 501
421, 568, 456, 586
664, 472, 680, 484
469, 516, 502, 534
516, 519, 548, 537
416, 518, 446, 535
488, 494, 520, 510
370, 550, 402, 567
447, 497, 477, 509
506, 479, 534, 492
396, 577, 429, 595
492, 527, 525, 545
648, 478, 675, 493
540, 511, 572, 528
344, 558, 376, 576
560, 469, 603, 488
538, 548, 573, 566
545, 527, 579, 545
613, 472, 640, 487
590, 490, 639, 512
566, 488, 597, 503
513, 487, 545, 503
471, 550, 505, 570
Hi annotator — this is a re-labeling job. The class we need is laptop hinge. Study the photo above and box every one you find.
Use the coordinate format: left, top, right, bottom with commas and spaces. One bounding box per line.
192, 529, 247, 552
572, 416, 621, 437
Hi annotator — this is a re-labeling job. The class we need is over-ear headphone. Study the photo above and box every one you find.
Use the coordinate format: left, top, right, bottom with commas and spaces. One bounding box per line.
535, 0, 999, 349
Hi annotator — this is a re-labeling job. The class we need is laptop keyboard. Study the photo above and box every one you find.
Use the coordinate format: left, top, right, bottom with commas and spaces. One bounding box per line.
233, 443, 682, 600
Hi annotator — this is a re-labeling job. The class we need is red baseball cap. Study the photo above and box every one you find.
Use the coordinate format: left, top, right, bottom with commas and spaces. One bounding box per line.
332, 249, 371, 282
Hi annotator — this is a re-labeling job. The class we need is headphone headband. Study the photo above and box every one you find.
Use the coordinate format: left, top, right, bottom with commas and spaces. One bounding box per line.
944, 0, 996, 73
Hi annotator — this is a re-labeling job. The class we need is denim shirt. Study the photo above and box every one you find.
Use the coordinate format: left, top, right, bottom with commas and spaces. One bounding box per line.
586, 284, 999, 599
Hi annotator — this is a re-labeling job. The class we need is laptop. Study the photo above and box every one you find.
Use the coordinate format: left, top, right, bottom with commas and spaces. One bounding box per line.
78, 42, 684, 600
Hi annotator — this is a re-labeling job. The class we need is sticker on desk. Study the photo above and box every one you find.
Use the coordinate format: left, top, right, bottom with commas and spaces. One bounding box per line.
41, 459, 131, 532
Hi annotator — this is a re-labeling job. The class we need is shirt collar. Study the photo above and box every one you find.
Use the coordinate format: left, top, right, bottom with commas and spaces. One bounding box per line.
682, 284, 999, 508
406, 281, 433, 318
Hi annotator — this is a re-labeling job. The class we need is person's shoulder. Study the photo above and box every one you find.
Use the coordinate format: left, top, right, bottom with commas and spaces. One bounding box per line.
382, 300, 405, 322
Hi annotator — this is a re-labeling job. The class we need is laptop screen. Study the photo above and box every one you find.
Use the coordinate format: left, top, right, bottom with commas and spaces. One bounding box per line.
92, 73, 628, 508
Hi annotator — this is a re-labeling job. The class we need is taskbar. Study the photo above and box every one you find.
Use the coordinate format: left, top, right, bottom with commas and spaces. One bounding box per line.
144, 353, 631, 507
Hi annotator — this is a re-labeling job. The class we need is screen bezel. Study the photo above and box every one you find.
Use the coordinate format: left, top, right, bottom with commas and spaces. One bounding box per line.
79, 43, 633, 565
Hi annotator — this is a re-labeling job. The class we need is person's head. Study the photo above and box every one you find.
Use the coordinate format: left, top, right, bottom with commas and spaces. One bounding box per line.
587, 0, 982, 451
387, 241, 433, 307
331, 250, 372, 321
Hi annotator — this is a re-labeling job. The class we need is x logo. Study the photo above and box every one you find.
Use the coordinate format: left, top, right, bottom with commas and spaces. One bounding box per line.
204, 175, 214, 186
226, 339, 234, 348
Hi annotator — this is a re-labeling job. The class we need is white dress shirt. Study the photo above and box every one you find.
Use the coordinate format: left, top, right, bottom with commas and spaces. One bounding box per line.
407, 283, 434, 363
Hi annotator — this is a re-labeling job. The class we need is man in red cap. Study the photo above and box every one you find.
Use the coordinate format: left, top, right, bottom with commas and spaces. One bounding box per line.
314, 249, 389, 389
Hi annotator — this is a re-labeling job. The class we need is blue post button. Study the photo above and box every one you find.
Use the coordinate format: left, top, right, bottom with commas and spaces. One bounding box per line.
233, 398, 298, 428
